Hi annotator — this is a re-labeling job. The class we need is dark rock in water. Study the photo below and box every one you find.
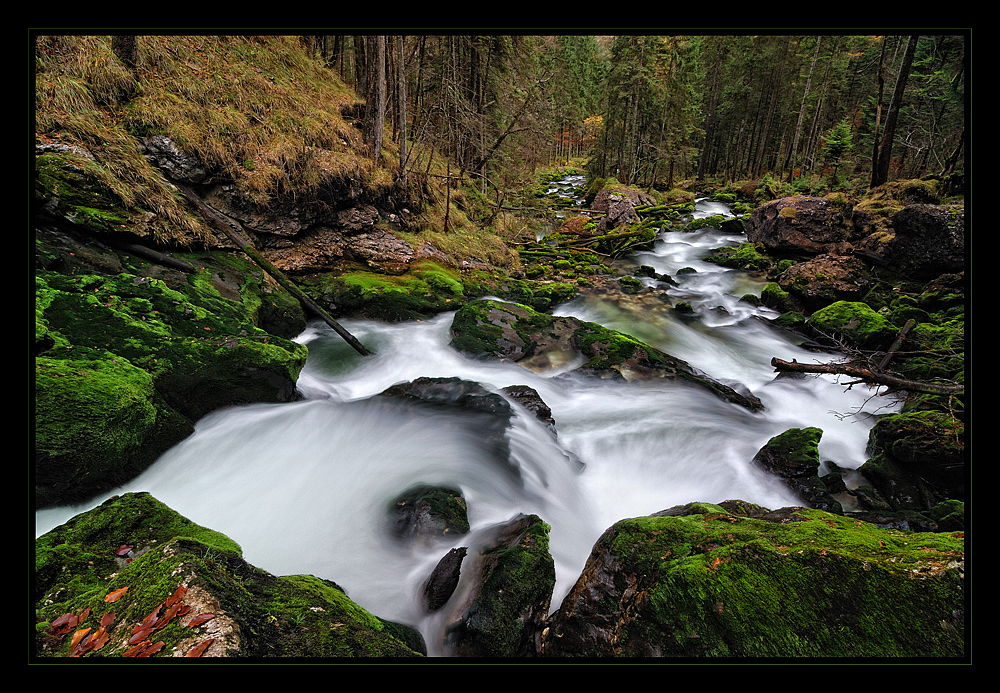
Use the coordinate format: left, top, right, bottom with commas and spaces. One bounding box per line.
502, 384, 556, 430
388, 484, 470, 542
752, 427, 841, 513
445, 514, 555, 658
378, 376, 519, 479
423, 547, 468, 612
746, 196, 855, 256
859, 411, 966, 514
450, 299, 764, 412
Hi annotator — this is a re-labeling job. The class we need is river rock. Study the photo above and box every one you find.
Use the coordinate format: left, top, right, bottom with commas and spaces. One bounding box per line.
746, 196, 856, 256
592, 186, 656, 232
450, 299, 765, 412
540, 501, 965, 658
857, 204, 965, 280
777, 254, 872, 312
444, 514, 555, 657
751, 427, 841, 513
859, 411, 966, 514
388, 484, 470, 542
423, 547, 469, 612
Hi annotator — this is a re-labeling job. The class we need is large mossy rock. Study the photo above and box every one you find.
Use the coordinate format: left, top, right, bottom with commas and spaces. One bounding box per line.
449, 299, 764, 412
540, 501, 965, 658
859, 411, 966, 514
444, 514, 555, 657
34, 493, 425, 658
746, 196, 856, 256
34, 236, 309, 508
806, 300, 897, 350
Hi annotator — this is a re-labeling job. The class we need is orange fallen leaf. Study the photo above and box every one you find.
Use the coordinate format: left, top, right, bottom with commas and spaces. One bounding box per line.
186, 639, 214, 657
91, 627, 110, 651
105, 586, 129, 603
70, 628, 91, 650
100, 611, 115, 628
138, 641, 165, 657
128, 626, 155, 646
122, 641, 150, 657
164, 584, 187, 607
187, 613, 215, 627
137, 605, 161, 630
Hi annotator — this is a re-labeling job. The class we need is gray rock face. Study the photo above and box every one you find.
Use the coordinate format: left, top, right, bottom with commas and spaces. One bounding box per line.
746, 196, 855, 255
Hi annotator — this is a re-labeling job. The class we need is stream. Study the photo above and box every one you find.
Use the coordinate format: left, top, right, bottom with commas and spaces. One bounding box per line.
34, 191, 901, 656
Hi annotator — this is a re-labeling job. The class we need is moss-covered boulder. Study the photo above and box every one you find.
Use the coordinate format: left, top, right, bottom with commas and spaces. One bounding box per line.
387, 484, 470, 542
34, 242, 309, 508
445, 514, 555, 657
449, 299, 764, 412
859, 411, 966, 514
35, 492, 425, 658
777, 254, 873, 312
752, 427, 841, 513
541, 501, 965, 658
807, 300, 897, 350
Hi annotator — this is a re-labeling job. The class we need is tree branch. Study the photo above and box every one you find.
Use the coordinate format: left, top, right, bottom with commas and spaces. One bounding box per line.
770, 357, 963, 396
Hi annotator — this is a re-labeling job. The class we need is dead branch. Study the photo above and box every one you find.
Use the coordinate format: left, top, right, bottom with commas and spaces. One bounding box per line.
770, 357, 963, 396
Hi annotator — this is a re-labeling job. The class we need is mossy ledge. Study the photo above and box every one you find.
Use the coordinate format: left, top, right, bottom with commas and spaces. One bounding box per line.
35, 492, 425, 658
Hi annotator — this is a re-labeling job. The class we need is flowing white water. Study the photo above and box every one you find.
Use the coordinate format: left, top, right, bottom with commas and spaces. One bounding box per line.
34, 196, 900, 656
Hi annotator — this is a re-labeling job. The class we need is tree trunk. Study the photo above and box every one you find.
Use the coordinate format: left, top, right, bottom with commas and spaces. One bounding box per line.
396, 35, 408, 189
364, 36, 387, 165
871, 35, 919, 189
787, 37, 821, 183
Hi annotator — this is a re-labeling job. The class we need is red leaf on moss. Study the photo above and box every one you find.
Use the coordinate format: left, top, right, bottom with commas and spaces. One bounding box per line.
122, 641, 149, 657
91, 627, 110, 651
137, 641, 164, 657
186, 639, 214, 657
187, 613, 215, 627
115, 544, 133, 556
105, 586, 129, 603
48, 613, 77, 635
69, 628, 91, 650
79, 606, 91, 622
128, 627, 154, 645
154, 602, 183, 629
137, 605, 161, 630
100, 611, 115, 628
164, 584, 187, 607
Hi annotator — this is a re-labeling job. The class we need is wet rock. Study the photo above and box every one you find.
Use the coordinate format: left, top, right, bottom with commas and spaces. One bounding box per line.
444, 514, 554, 657
388, 484, 470, 542
751, 427, 841, 513
540, 501, 965, 658
423, 547, 468, 612
746, 196, 855, 256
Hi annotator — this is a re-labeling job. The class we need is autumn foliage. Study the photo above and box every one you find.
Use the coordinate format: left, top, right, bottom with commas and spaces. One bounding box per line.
45, 544, 217, 658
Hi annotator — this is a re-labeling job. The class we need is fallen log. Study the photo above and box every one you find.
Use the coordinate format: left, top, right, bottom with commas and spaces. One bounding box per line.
176, 183, 373, 356
769, 357, 963, 396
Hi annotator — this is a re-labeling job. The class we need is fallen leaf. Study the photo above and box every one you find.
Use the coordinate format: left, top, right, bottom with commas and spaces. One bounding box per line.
105, 586, 129, 603
100, 611, 115, 628
138, 641, 165, 657
115, 544, 133, 556
186, 639, 214, 657
187, 613, 215, 627
164, 584, 187, 607
137, 605, 161, 630
128, 626, 155, 646
91, 627, 110, 651
70, 628, 91, 650
122, 641, 150, 657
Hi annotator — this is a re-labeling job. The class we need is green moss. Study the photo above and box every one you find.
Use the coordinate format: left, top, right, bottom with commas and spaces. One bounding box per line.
567, 506, 965, 657
35, 493, 424, 658
808, 301, 895, 349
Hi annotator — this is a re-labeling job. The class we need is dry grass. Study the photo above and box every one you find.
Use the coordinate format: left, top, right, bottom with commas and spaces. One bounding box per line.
34, 35, 387, 244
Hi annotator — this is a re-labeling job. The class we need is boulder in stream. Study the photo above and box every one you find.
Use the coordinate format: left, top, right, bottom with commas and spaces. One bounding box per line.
540, 500, 965, 658
449, 299, 765, 412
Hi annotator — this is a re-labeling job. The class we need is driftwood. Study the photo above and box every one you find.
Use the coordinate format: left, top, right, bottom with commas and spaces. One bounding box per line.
176, 183, 373, 356
770, 357, 963, 396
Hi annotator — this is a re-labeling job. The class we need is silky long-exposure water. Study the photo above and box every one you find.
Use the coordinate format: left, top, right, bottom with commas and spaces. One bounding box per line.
34, 197, 900, 656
